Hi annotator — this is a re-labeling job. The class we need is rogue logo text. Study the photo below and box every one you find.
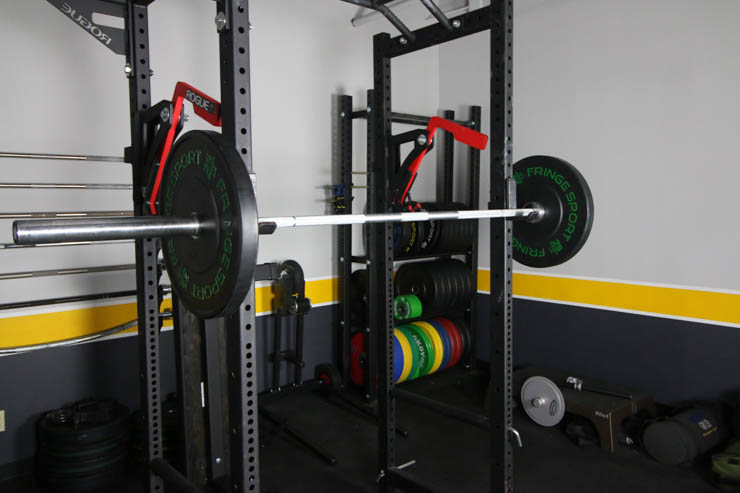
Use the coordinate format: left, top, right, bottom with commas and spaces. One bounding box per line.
185, 90, 216, 115
60, 3, 113, 46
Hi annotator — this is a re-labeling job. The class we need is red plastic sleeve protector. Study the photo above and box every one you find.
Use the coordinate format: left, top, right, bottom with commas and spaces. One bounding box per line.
148, 82, 222, 215
397, 116, 489, 205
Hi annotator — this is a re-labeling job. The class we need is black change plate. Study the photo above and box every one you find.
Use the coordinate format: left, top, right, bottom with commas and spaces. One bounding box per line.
161, 130, 258, 318
513, 156, 594, 267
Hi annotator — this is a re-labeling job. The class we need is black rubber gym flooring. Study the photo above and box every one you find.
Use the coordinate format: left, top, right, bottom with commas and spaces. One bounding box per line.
1, 368, 718, 492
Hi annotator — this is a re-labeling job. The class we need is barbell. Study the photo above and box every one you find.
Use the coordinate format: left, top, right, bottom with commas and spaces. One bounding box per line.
11, 130, 594, 318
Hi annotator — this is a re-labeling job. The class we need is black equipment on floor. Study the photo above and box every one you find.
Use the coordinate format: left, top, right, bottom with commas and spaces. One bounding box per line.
642, 402, 729, 466
514, 366, 655, 453
732, 392, 740, 439
130, 395, 180, 465
36, 399, 129, 492
270, 260, 311, 390
258, 260, 336, 465
711, 439, 740, 490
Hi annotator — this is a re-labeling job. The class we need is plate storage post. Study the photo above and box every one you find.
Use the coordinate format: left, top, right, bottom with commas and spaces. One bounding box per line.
488, 1, 514, 492
126, 4, 163, 492
218, 1, 260, 491
338, 95, 354, 386
370, 33, 397, 493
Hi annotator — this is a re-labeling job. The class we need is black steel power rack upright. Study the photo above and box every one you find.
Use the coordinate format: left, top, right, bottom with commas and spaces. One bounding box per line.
130, 2, 260, 492
48, 0, 260, 491
338, 2, 515, 492
336, 95, 482, 399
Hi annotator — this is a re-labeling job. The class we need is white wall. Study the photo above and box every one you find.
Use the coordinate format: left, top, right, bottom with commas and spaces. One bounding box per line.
0, 0, 440, 308
439, 0, 740, 292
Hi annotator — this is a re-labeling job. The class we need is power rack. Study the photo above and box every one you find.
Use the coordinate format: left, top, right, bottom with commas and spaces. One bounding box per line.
340, 3, 515, 492
40, 1, 513, 492
46, 0, 260, 491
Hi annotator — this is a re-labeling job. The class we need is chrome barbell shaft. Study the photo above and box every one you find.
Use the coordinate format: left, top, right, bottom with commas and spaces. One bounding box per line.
12, 208, 541, 245
260, 208, 539, 229
12, 207, 542, 245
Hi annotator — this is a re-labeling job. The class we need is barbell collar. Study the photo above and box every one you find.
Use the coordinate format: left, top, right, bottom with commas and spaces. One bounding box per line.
13, 217, 202, 245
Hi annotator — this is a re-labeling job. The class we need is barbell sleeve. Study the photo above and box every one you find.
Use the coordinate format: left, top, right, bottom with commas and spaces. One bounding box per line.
13, 217, 202, 245
12, 207, 542, 246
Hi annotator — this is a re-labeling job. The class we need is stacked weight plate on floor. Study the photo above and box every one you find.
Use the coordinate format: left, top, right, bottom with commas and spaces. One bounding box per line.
37, 399, 129, 492
130, 394, 180, 465
394, 259, 475, 316
349, 318, 471, 385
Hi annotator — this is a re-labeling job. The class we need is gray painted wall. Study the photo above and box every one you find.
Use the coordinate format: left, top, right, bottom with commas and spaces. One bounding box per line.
472, 295, 740, 404
438, 0, 740, 291
437, 1, 740, 412
0, 305, 335, 468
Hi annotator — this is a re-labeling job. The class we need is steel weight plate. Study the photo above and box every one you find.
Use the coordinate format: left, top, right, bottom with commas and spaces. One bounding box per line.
513, 156, 594, 267
520, 376, 566, 427
161, 130, 258, 318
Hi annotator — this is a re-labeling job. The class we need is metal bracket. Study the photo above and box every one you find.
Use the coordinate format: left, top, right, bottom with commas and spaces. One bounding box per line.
255, 262, 279, 282
506, 177, 517, 209
46, 0, 127, 55
508, 426, 523, 448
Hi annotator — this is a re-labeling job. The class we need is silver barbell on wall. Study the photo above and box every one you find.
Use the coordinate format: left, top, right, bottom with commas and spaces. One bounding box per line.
0, 151, 124, 163
0, 183, 131, 190
0, 211, 133, 219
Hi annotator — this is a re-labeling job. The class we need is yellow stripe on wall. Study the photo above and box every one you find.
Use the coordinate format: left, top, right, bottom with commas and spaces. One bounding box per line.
478, 270, 740, 327
2, 272, 738, 348
0, 278, 340, 348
